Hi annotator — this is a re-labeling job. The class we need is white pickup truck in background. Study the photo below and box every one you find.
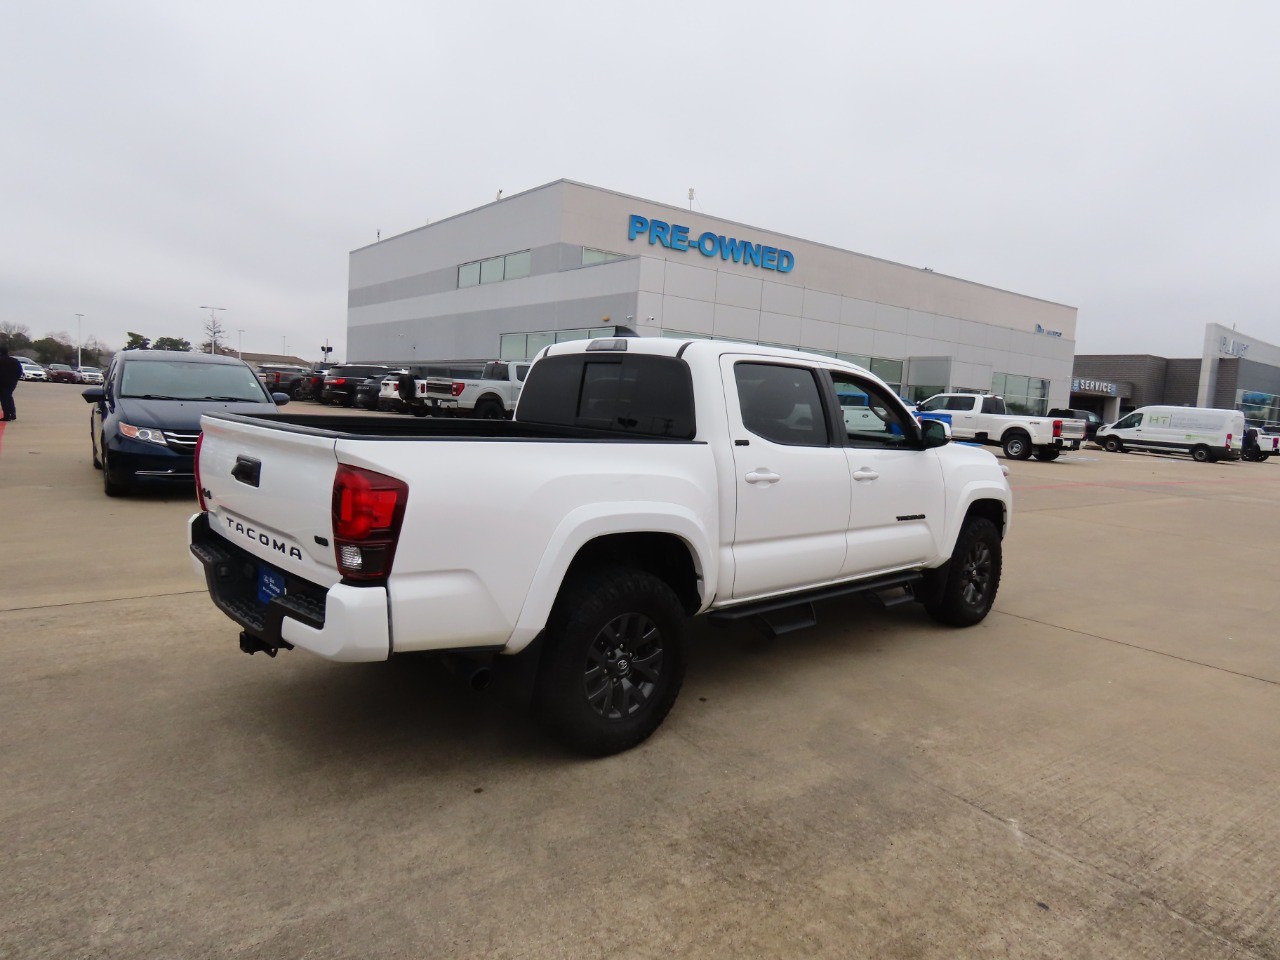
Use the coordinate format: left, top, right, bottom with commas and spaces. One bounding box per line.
383, 360, 530, 418
190, 338, 1012, 755
917, 393, 1087, 461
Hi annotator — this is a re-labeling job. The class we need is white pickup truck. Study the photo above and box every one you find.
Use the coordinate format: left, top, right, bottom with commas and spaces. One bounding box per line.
916, 393, 1087, 461
382, 360, 530, 419
190, 338, 1012, 755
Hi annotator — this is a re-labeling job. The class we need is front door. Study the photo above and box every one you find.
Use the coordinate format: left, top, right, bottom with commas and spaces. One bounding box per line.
829, 370, 945, 577
723, 358, 851, 600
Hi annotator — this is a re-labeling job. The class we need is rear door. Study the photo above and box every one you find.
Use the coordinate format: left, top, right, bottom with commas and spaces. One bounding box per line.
722, 356, 851, 599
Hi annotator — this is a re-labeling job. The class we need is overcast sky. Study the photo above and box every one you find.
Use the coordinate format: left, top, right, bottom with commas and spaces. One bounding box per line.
4, 0, 1277, 362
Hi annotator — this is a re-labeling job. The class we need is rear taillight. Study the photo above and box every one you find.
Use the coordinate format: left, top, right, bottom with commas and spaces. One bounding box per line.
451, 382, 465, 397
1226, 433, 1233, 450
332, 465, 408, 580
333, 377, 347, 386
1052, 419, 1063, 439
194, 432, 207, 511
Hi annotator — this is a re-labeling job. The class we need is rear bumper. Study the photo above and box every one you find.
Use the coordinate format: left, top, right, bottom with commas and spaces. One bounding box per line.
188, 513, 390, 662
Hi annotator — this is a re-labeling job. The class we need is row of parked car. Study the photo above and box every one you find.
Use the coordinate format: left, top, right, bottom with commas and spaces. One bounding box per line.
254, 360, 531, 419
14, 357, 104, 384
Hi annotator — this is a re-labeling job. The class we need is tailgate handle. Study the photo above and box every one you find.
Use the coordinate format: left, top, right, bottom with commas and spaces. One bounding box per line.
232, 456, 262, 487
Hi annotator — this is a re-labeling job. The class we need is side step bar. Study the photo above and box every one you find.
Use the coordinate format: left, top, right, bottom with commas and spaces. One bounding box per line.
708, 571, 925, 639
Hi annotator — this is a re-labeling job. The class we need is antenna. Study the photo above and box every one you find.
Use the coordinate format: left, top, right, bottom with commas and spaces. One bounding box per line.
688, 187, 695, 211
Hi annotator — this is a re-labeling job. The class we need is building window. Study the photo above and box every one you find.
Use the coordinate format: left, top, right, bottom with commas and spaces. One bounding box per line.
500, 326, 620, 360
582, 247, 626, 266
995, 372, 1049, 415
457, 249, 532, 288
504, 250, 531, 280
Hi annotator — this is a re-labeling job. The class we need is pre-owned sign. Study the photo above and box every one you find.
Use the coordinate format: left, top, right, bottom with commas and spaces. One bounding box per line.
627, 214, 795, 273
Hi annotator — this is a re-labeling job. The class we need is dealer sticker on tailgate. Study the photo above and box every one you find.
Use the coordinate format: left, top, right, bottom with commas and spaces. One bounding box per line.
257, 566, 287, 604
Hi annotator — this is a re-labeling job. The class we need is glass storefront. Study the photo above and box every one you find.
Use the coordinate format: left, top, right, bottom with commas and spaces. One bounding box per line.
993, 372, 1050, 415
1238, 389, 1280, 426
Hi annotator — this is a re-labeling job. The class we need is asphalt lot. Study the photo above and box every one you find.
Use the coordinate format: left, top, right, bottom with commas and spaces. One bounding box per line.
2, 382, 1279, 960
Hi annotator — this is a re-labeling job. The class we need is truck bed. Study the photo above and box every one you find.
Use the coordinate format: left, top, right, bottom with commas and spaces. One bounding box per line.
208, 412, 699, 443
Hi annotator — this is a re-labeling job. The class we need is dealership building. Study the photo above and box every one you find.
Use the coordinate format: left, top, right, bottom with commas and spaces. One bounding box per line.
348, 180, 1079, 411
1071, 324, 1280, 425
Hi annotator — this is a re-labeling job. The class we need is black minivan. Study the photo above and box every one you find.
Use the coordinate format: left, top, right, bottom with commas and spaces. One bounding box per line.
83, 350, 288, 497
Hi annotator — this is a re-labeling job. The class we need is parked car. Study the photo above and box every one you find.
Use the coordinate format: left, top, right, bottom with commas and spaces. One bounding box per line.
1241, 423, 1279, 462
256, 364, 311, 399
390, 360, 529, 419
321, 364, 389, 407
47, 363, 83, 384
82, 350, 289, 497
76, 366, 104, 385
16, 358, 47, 381
1095, 405, 1245, 462
299, 365, 332, 401
917, 393, 1087, 461
1048, 407, 1103, 440
356, 371, 408, 411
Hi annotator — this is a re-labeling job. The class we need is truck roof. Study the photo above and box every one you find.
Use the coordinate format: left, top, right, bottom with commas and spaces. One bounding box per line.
539, 336, 874, 377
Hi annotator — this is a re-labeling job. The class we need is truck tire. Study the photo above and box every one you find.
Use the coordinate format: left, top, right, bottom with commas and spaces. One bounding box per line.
1191, 445, 1211, 462
1103, 437, 1123, 453
1002, 431, 1032, 460
1033, 447, 1060, 462
923, 517, 1001, 627
410, 405, 429, 418
535, 566, 687, 756
474, 397, 504, 420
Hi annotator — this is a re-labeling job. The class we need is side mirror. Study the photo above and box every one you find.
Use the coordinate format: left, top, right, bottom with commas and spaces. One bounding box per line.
272, 392, 290, 406
82, 386, 105, 404
921, 418, 951, 448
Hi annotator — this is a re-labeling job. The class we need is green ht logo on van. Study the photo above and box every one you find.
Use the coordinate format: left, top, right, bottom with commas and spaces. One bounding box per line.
627, 214, 795, 273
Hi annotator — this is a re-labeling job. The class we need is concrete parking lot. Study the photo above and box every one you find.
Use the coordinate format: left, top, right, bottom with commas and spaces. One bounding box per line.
2, 382, 1278, 959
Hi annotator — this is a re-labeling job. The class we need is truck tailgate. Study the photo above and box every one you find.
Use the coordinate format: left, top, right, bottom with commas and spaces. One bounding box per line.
198, 414, 342, 587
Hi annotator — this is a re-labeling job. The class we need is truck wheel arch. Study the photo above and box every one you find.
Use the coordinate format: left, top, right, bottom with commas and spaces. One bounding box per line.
506, 509, 712, 655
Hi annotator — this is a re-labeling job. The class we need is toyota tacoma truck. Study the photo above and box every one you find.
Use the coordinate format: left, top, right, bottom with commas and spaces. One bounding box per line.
916, 392, 1087, 461
190, 338, 1012, 755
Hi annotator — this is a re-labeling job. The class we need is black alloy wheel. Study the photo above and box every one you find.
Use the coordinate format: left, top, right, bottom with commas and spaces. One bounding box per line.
535, 566, 687, 756
923, 517, 1002, 627
583, 612, 665, 721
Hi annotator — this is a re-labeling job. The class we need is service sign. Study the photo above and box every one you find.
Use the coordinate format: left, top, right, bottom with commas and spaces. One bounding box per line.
627, 214, 795, 273
1072, 378, 1118, 396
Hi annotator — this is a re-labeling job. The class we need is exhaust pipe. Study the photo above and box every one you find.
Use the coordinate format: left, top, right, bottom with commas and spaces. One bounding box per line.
441, 652, 494, 691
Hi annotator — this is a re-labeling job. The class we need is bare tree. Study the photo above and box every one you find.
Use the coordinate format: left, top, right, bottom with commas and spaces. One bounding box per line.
0, 321, 31, 339
202, 313, 227, 354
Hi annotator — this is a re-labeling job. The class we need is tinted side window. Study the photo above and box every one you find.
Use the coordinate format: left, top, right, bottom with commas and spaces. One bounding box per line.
518, 354, 695, 438
831, 371, 917, 448
734, 363, 830, 447
917, 396, 947, 413
981, 396, 1005, 414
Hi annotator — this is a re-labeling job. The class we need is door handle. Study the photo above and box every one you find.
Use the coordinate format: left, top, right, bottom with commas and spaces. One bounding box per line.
744, 469, 781, 485
852, 468, 880, 482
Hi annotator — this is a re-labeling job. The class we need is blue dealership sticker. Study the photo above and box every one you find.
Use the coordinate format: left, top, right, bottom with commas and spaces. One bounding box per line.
257, 566, 286, 604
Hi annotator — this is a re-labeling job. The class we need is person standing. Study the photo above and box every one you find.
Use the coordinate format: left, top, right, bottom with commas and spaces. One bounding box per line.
0, 346, 22, 421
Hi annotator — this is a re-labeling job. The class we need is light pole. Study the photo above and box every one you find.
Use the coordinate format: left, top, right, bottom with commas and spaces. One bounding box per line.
237, 329, 245, 359
281, 336, 288, 356
75, 313, 84, 367
200, 306, 226, 354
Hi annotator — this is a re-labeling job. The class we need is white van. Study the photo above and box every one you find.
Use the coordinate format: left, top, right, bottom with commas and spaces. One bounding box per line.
1095, 405, 1245, 462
